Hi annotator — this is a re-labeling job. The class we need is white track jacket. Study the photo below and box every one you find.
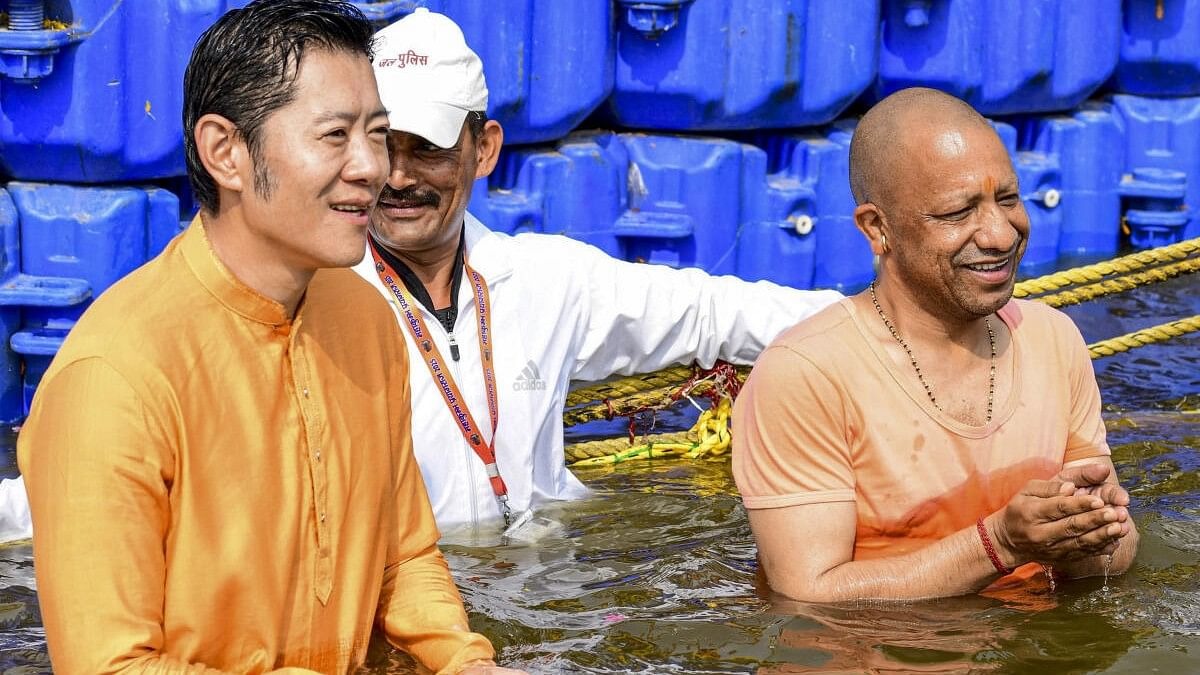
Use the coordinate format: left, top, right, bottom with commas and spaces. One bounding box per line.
352, 213, 843, 531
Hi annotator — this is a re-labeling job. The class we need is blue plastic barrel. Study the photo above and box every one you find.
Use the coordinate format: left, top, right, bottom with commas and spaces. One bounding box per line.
468, 131, 628, 256
9, 182, 182, 313
0, 1, 258, 183
3, 182, 182, 414
471, 131, 770, 277
0, 305, 19, 423
404, 0, 613, 145
1114, 0, 1200, 96
615, 134, 758, 274
1013, 105, 1125, 262
740, 124, 872, 292
876, 0, 1121, 115
10, 322, 70, 416
1111, 95, 1200, 243
0, 191, 26, 422
607, 0, 879, 131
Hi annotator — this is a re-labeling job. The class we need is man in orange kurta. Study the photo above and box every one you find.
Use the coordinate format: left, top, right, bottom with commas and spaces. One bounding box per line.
17, 2, 519, 673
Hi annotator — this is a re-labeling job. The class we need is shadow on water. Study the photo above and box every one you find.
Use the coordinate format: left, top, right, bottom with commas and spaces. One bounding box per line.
3, 275, 1200, 673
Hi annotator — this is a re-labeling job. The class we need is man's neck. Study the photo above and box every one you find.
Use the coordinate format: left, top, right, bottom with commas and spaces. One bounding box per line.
869, 278, 993, 348
202, 212, 313, 319
389, 248, 457, 309
372, 224, 465, 310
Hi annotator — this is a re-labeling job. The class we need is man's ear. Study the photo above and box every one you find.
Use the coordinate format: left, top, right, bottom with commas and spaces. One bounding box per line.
854, 203, 889, 257
473, 119, 504, 179
194, 113, 249, 195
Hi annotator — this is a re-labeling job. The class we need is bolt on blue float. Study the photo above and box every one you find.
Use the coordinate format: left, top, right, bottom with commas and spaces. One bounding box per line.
0, 0, 77, 82
1119, 168, 1190, 250
740, 122, 872, 293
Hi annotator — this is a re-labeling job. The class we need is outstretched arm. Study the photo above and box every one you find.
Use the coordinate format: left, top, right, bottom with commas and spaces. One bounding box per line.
552, 236, 842, 382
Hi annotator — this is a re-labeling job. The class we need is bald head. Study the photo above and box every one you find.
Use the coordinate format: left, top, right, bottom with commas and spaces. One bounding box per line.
849, 88, 992, 209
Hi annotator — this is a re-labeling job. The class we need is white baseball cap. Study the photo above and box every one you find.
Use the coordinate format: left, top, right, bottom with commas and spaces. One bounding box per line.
372, 8, 488, 149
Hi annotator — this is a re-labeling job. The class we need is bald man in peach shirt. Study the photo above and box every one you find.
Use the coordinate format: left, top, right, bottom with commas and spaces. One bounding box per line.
734, 88, 1138, 602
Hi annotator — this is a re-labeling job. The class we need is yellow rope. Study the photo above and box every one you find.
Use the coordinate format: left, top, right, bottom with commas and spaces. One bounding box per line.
564, 383, 679, 428
1035, 257, 1200, 308
565, 365, 697, 408
1014, 237, 1200, 298
568, 399, 733, 466
1087, 315, 1200, 359
562, 370, 748, 428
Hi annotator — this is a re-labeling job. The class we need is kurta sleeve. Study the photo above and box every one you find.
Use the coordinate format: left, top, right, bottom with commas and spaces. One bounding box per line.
375, 344, 495, 674
17, 358, 256, 674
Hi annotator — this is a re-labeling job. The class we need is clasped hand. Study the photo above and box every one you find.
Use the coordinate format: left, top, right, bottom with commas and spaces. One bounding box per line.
989, 462, 1131, 569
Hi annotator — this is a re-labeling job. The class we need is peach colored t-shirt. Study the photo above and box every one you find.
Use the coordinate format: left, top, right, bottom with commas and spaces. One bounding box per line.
732, 298, 1110, 564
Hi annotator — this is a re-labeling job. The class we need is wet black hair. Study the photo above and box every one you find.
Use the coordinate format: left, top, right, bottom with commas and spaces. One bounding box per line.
183, 0, 375, 213
466, 110, 489, 142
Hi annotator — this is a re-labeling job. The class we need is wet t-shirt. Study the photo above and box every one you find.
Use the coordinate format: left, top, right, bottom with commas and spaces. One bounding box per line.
732, 298, 1110, 574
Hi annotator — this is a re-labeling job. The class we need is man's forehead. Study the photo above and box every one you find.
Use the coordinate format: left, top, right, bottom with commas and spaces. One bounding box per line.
931, 129, 968, 158
387, 128, 436, 144
386, 126, 462, 149
903, 122, 1006, 165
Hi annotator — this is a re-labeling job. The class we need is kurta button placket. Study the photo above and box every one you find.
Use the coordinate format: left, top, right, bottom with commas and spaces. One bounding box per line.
292, 325, 333, 603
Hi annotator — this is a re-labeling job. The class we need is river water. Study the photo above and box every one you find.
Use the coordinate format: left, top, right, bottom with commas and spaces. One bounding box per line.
1, 275, 1197, 673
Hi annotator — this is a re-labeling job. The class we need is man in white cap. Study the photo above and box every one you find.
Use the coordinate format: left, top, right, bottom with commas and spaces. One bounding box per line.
356, 8, 843, 537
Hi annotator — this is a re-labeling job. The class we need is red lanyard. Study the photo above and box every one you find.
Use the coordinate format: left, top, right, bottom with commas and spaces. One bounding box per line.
370, 246, 511, 520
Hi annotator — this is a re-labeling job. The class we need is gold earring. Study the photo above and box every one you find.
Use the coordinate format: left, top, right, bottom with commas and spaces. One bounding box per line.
880, 233, 889, 253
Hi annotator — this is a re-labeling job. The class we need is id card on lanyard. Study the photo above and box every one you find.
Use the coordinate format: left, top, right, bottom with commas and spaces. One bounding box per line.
370, 244, 513, 527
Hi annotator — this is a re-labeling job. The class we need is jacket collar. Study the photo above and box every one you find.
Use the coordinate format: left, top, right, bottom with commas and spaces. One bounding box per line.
461, 211, 517, 285
180, 216, 291, 327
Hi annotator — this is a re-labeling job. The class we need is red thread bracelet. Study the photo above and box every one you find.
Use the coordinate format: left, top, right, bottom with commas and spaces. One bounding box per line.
976, 517, 1013, 576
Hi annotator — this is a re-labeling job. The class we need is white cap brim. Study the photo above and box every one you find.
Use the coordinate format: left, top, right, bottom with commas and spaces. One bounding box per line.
384, 100, 470, 149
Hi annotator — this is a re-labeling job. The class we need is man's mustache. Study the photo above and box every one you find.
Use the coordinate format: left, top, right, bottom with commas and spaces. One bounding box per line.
378, 186, 440, 208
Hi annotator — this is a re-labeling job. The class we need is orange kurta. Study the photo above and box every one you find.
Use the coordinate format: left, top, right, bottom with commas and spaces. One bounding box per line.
18, 220, 493, 674
732, 299, 1110, 578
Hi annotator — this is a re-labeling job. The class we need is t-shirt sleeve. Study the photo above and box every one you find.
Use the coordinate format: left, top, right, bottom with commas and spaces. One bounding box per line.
732, 342, 856, 509
1060, 314, 1111, 464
